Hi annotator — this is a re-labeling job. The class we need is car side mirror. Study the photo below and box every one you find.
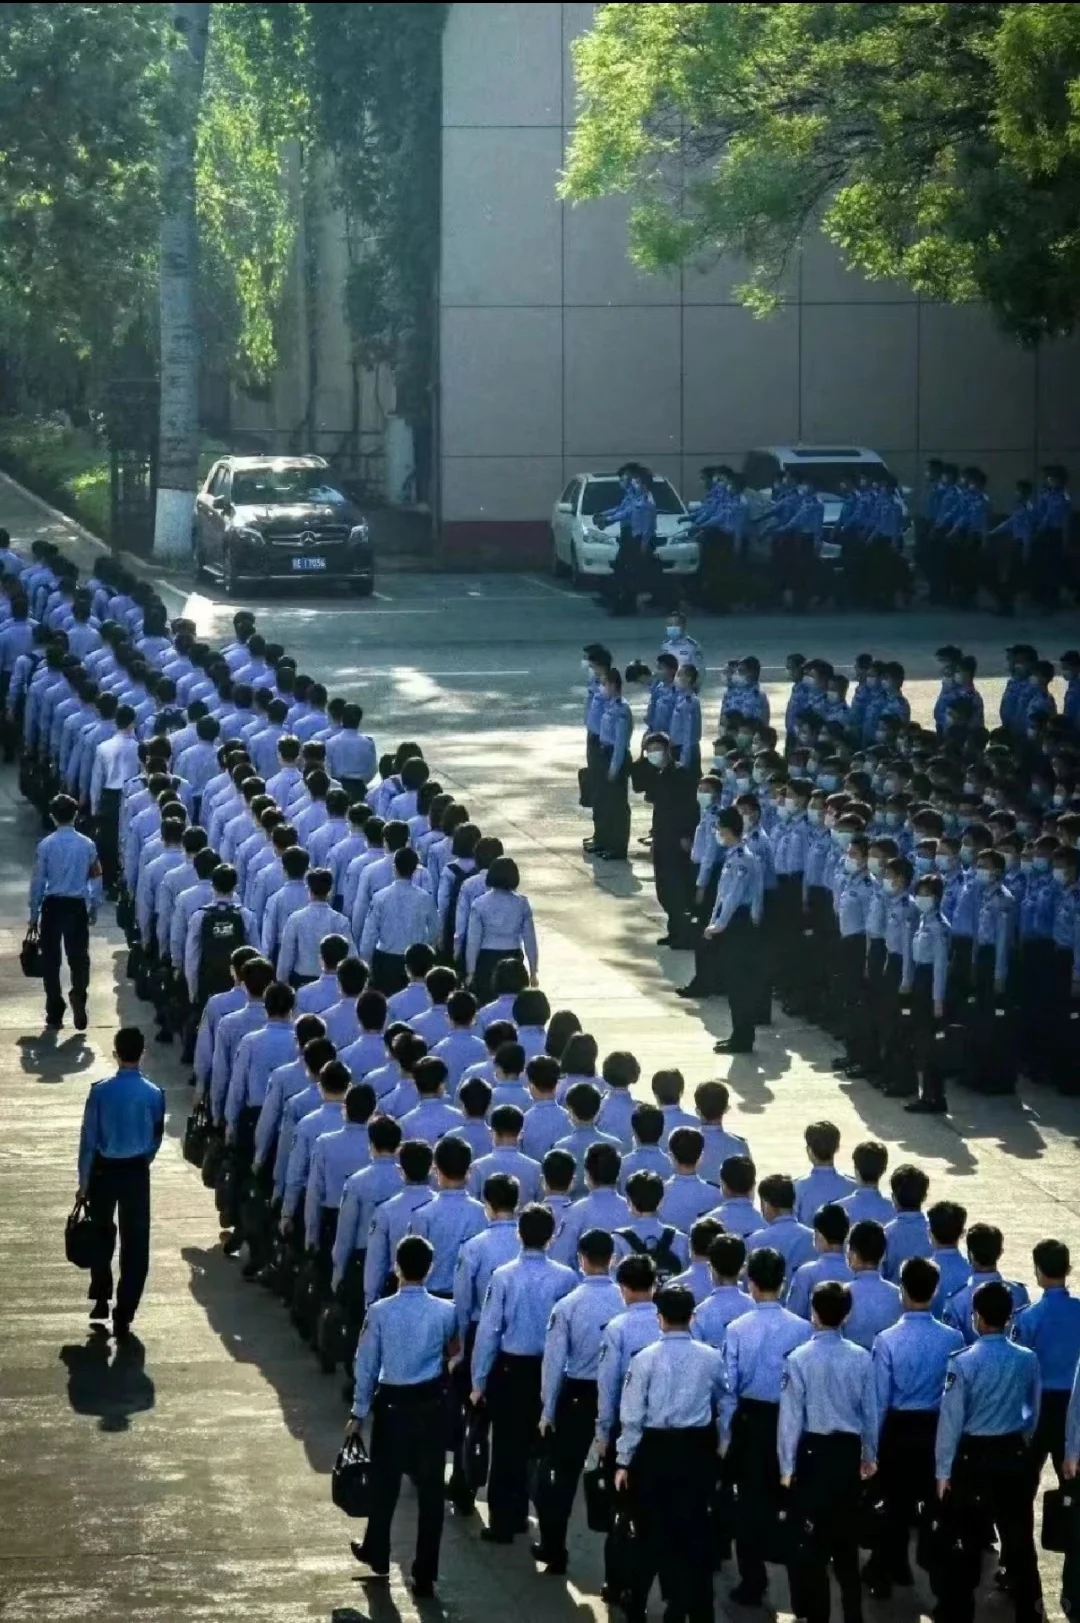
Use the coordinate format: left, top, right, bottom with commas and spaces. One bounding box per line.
687, 499, 701, 512
212, 494, 230, 513
556, 501, 573, 514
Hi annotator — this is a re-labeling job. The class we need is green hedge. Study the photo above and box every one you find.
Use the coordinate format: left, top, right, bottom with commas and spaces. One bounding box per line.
0, 415, 113, 538
0, 415, 232, 546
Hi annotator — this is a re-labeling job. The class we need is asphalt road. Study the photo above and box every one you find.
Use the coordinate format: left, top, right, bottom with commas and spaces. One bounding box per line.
1, 470, 1078, 1621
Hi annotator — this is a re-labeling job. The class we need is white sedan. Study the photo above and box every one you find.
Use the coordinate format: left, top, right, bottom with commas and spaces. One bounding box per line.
551, 473, 700, 586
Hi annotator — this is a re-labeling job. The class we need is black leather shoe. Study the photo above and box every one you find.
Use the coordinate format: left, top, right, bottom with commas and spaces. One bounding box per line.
410, 1579, 435, 1599
89, 1298, 110, 1321
656, 935, 672, 946
530, 1542, 568, 1574
904, 1097, 947, 1113
112, 1315, 132, 1341
350, 1542, 389, 1575
714, 1038, 753, 1055
676, 983, 704, 998
70, 993, 88, 1032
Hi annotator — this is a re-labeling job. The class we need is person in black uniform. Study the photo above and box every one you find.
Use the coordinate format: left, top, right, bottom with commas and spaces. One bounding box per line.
635, 730, 701, 948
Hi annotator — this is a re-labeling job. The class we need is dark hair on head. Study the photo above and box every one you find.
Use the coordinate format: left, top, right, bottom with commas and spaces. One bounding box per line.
579, 1227, 616, 1267
345, 1083, 377, 1124
433, 1134, 472, 1180
972, 1278, 1014, 1330
425, 965, 458, 1005
746, 1246, 785, 1292
392, 1031, 429, 1072
922, 1197, 966, 1248
489, 1103, 524, 1137
486, 855, 520, 891
114, 1027, 146, 1065
852, 1140, 888, 1184
615, 1253, 656, 1292
967, 1221, 1004, 1268
584, 1141, 621, 1186
848, 1219, 887, 1267
414, 1056, 449, 1096
482, 1171, 520, 1213
891, 1163, 930, 1211
518, 1202, 556, 1249
655, 1284, 695, 1326
561, 1032, 598, 1076
690, 1216, 724, 1257
458, 1076, 493, 1118
694, 1079, 730, 1121
318, 933, 350, 969
899, 1255, 939, 1306
447, 989, 478, 1025
668, 1127, 704, 1167
811, 1280, 852, 1328
356, 988, 387, 1031
759, 1173, 795, 1212
495, 1040, 526, 1077
396, 1234, 434, 1283
493, 956, 531, 996
805, 1120, 842, 1161
602, 1050, 640, 1090
651, 1068, 685, 1106
302, 1035, 337, 1075
241, 958, 275, 997
1033, 1238, 1070, 1279
709, 1234, 746, 1279
264, 981, 296, 1020
541, 1147, 576, 1192
399, 1139, 435, 1182
483, 1019, 517, 1054
319, 1060, 351, 1095
625, 1170, 664, 1213
526, 1054, 560, 1093
545, 1008, 582, 1057
368, 1115, 403, 1154
565, 1081, 602, 1121
814, 1203, 850, 1246
630, 1103, 664, 1145
512, 989, 550, 1027
404, 941, 436, 978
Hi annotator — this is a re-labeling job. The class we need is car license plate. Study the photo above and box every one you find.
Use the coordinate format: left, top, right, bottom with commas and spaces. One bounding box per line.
291, 556, 326, 572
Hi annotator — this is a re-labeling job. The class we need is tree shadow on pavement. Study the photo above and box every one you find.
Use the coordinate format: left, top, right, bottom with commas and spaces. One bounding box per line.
60, 1328, 155, 1432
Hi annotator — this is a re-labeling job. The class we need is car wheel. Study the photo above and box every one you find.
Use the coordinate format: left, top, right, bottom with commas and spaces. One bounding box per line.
551, 528, 569, 578
570, 543, 583, 590
349, 578, 374, 597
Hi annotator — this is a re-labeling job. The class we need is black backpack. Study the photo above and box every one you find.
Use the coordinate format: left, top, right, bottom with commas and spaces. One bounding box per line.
440, 862, 470, 959
197, 903, 246, 1002
616, 1225, 682, 1282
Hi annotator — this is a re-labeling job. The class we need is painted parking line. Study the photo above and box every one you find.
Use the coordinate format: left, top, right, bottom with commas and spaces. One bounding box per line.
524, 574, 592, 600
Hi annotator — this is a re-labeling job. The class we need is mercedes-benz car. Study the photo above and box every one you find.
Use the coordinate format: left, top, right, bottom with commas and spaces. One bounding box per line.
551, 472, 700, 586
192, 455, 374, 595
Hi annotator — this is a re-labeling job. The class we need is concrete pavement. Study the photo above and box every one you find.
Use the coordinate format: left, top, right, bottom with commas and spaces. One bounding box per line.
0, 469, 1077, 1620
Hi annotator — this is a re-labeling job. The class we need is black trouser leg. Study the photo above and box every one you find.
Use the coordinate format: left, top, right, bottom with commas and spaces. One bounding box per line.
364, 1390, 447, 1583
537, 1380, 596, 1561
693, 931, 725, 996
96, 790, 121, 890
875, 1409, 936, 1581
789, 1432, 864, 1623
630, 1428, 717, 1623
1028, 1387, 1069, 1485
87, 1165, 118, 1304
730, 1400, 781, 1599
594, 760, 630, 858
654, 846, 696, 944
725, 910, 759, 1050
39, 896, 69, 1024
88, 1155, 150, 1321
945, 1437, 1040, 1623
486, 1354, 542, 1539
446, 1324, 476, 1507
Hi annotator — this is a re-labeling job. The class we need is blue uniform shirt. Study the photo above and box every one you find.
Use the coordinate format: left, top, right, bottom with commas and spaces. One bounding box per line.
541, 1273, 626, 1421
351, 1286, 456, 1417
453, 1218, 521, 1340
617, 1333, 726, 1465
77, 1067, 166, 1188
839, 1186, 894, 1226
304, 1122, 371, 1246
691, 1285, 751, 1347
944, 1270, 1031, 1344
408, 1187, 487, 1294
331, 1157, 402, 1288
787, 1252, 854, 1321
778, 1329, 878, 1474
1010, 1285, 1080, 1389
363, 1184, 434, 1303
842, 1269, 902, 1350
1066, 1364, 1080, 1465
874, 1309, 965, 1416
746, 1214, 817, 1288
935, 1334, 1041, 1477
659, 1173, 721, 1233
550, 1186, 631, 1267
596, 1302, 662, 1441
793, 1166, 857, 1227
472, 1250, 578, 1389
29, 825, 101, 919
883, 1211, 932, 1283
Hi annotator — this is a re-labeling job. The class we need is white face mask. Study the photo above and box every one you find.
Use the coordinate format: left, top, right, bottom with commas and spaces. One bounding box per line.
807, 808, 822, 826
735, 776, 751, 793
696, 790, 713, 808
886, 880, 903, 897
776, 803, 792, 822
868, 856, 883, 877
666, 625, 681, 639
843, 854, 861, 874
645, 750, 666, 767
914, 894, 936, 913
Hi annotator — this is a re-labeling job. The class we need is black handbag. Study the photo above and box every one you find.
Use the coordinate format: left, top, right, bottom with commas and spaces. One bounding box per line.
182, 1098, 210, 1167
583, 1455, 614, 1533
461, 1402, 490, 1491
291, 1255, 322, 1340
239, 1175, 271, 1245
915, 1500, 963, 1574
577, 764, 594, 809
857, 1477, 889, 1550
331, 1433, 373, 1518
214, 1147, 240, 1225
20, 925, 43, 979
529, 1441, 559, 1518
1042, 1485, 1078, 1553
315, 1300, 348, 1374
64, 1196, 113, 1270
201, 1131, 225, 1190
606, 1497, 640, 1599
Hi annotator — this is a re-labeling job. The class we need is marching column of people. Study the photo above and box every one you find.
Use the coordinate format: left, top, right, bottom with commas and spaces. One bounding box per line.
6, 536, 1080, 1618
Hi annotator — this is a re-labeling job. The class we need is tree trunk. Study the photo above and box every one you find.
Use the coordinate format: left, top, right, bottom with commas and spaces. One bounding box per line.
154, 0, 210, 562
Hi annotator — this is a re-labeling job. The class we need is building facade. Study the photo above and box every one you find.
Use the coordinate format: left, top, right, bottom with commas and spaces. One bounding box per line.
437, 1, 1080, 563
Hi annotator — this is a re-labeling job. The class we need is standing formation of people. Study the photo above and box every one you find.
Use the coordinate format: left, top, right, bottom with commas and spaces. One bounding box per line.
6, 530, 1080, 1620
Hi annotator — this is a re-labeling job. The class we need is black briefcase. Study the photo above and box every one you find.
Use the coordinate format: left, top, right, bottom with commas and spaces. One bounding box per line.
857, 1478, 889, 1549
583, 1456, 614, 1532
201, 1132, 225, 1190
64, 1196, 114, 1271
577, 765, 594, 809
1042, 1485, 1078, 1553
461, 1403, 490, 1491
20, 925, 43, 979
182, 1098, 211, 1167
529, 1441, 559, 1519
315, 1300, 348, 1374
291, 1255, 322, 1340
916, 1500, 963, 1573
606, 1499, 640, 1599
214, 1148, 240, 1225
331, 1434, 373, 1518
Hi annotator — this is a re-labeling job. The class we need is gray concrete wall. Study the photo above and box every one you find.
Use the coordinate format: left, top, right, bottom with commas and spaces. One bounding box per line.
438, 0, 1080, 551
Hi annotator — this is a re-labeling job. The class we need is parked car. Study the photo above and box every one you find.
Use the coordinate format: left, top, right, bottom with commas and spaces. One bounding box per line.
740, 445, 911, 560
192, 455, 374, 595
551, 473, 700, 586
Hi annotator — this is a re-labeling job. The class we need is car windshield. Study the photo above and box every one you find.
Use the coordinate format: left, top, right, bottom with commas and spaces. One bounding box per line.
782, 461, 890, 495
581, 478, 685, 516
231, 468, 348, 506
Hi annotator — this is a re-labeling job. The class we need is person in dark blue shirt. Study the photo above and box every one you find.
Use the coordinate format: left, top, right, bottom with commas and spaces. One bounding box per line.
77, 1027, 166, 1338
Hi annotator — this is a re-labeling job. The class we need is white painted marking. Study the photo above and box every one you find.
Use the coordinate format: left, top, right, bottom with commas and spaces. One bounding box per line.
523, 575, 589, 600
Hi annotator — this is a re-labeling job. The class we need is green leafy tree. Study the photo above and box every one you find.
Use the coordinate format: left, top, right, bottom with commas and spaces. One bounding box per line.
562, 3, 1080, 342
